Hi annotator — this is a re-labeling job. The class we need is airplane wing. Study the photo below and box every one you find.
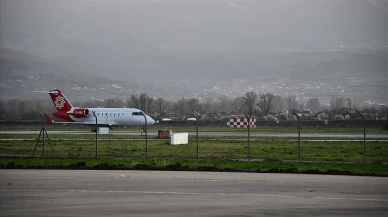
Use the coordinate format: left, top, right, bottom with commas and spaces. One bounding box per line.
44, 114, 114, 127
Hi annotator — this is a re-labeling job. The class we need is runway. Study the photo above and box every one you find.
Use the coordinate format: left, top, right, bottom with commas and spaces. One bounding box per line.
1, 170, 387, 217
1, 130, 388, 138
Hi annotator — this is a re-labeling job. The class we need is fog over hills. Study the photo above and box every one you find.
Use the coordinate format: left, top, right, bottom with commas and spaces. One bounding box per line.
0, 0, 387, 103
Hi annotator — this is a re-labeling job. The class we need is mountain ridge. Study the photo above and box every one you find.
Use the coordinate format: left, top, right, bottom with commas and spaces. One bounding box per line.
1, 47, 387, 104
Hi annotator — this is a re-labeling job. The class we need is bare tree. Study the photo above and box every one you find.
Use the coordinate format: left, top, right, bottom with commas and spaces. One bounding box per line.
330, 96, 344, 111
335, 97, 344, 110
330, 96, 336, 110
257, 93, 275, 116
116, 98, 124, 108
218, 95, 228, 112
286, 95, 298, 110
176, 97, 188, 116
139, 93, 149, 112
241, 91, 258, 117
130, 95, 140, 109
202, 98, 213, 112
306, 97, 319, 112
346, 98, 352, 108
125, 98, 133, 108
164, 100, 173, 116
155, 97, 165, 117
104, 98, 116, 108
130, 93, 151, 112
232, 97, 243, 112
187, 98, 199, 113
7, 99, 20, 120
272, 95, 285, 113
83, 100, 100, 108
146, 97, 154, 113
106, 97, 124, 108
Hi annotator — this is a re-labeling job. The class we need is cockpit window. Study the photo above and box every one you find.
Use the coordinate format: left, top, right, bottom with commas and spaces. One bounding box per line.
132, 112, 142, 115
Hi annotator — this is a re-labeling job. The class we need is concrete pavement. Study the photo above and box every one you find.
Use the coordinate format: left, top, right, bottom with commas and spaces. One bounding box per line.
1, 170, 387, 217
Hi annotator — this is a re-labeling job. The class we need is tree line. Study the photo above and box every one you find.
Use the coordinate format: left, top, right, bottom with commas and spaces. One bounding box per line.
0, 92, 386, 121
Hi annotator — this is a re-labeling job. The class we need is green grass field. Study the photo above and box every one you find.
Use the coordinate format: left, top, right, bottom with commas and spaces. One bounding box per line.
2, 124, 387, 176
1, 135, 387, 163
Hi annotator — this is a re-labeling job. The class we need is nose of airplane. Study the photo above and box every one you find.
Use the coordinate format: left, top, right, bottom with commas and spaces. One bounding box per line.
147, 115, 155, 125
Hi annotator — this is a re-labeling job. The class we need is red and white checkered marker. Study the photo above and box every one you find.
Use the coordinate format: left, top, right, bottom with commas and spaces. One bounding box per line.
227, 118, 256, 128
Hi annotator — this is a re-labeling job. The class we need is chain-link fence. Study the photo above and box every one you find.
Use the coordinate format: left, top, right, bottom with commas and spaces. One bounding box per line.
0, 120, 387, 163
1, 134, 387, 164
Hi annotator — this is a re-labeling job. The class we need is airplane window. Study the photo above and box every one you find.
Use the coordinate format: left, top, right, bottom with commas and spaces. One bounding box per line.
118, 113, 120, 117
106, 113, 108, 116
132, 112, 142, 115
114, 113, 116, 116
110, 113, 112, 116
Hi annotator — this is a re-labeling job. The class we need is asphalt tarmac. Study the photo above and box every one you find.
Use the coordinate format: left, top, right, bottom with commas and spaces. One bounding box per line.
1, 130, 388, 138
1, 170, 387, 217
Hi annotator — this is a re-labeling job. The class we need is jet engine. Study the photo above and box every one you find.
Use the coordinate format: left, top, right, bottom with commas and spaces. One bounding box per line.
71, 108, 90, 118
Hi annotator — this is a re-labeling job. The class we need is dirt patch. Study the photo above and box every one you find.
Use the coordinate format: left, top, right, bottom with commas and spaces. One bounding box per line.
67, 162, 86, 169
92, 163, 110, 169
91, 163, 125, 170
2, 162, 26, 169
327, 170, 352, 175
282, 168, 299, 173
134, 164, 154, 170
6, 162, 15, 168
164, 163, 188, 171
262, 168, 280, 173
219, 167, 238, 172
196, 166, 219, 171
304, 169, 322, 174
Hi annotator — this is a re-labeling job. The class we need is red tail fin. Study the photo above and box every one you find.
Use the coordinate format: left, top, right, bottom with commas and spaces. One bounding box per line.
48, 89, 73, 112
44, 114, 54, 124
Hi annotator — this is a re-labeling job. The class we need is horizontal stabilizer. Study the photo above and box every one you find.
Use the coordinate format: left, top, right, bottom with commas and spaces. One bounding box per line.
34, 90, 59, 95
44, 114, 54, 124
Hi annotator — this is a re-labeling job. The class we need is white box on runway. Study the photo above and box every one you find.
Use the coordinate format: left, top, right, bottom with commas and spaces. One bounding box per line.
99, 127, 110, 134
171, 133, 188, 145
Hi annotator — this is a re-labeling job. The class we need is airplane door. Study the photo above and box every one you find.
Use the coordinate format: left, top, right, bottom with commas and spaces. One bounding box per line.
104, 113, 108, 124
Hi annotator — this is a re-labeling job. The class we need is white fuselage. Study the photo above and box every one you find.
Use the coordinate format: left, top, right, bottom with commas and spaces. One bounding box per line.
69, 108, 155, 127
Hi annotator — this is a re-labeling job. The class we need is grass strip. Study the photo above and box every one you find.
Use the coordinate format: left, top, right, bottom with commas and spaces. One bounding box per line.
4, 133, 386, 141
1, 124, 386, 134
1, 139, 387, 163
0, 157, 387, 177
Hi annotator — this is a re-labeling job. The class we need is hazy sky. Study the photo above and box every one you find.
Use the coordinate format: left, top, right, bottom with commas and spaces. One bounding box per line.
1, 0, 388, 86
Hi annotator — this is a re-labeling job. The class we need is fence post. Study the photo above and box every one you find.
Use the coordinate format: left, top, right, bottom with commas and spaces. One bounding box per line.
141, 112, 148, 160
293, 111, 301, 163
192, 112, 199, 160
92, 111, 98, 159
356, 110, 366, 164
244, 113, 251, 162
